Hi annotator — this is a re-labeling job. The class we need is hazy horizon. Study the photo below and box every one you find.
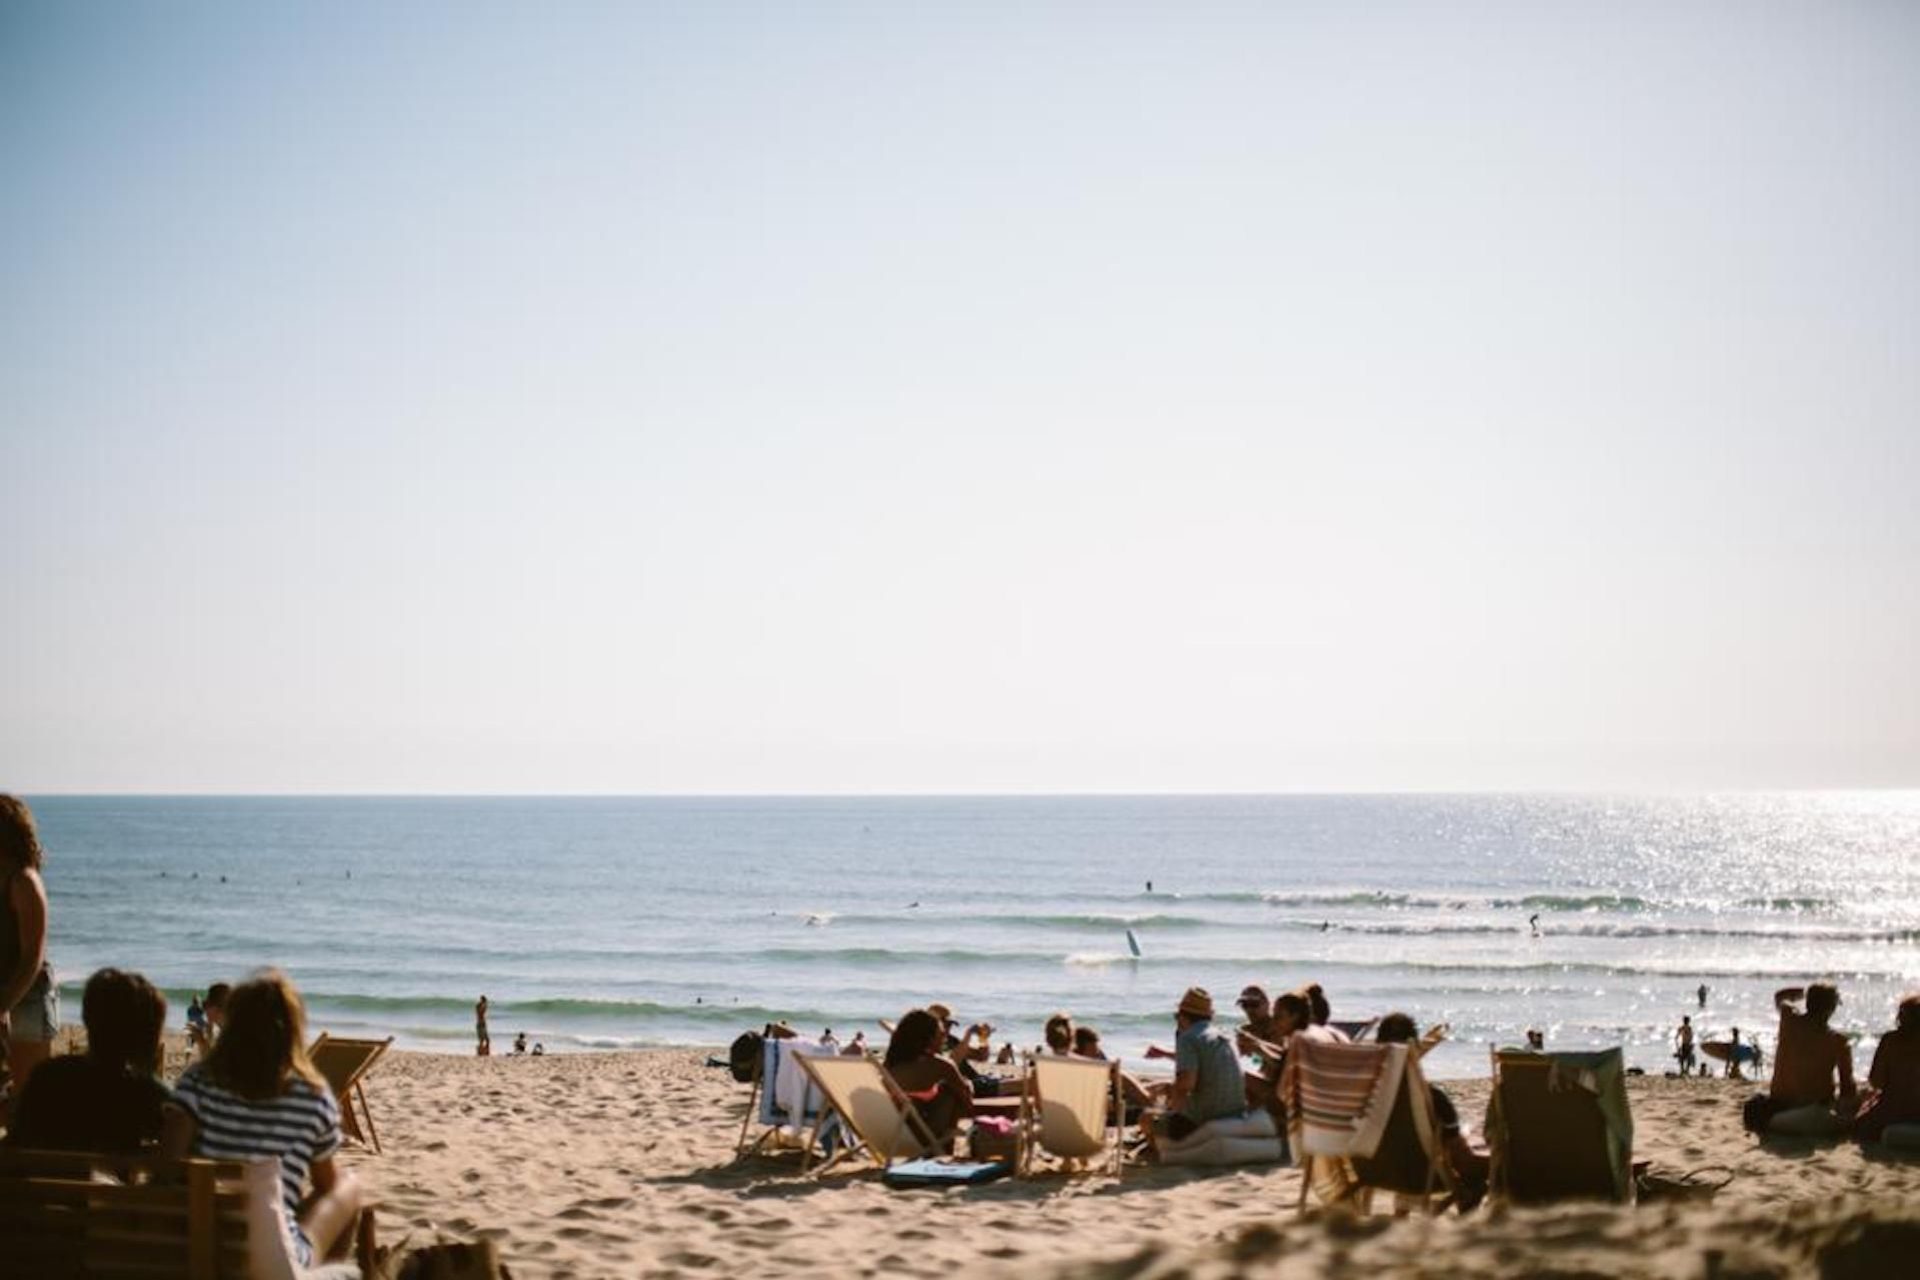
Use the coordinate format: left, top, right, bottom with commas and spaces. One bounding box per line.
5, 3, 1916, 795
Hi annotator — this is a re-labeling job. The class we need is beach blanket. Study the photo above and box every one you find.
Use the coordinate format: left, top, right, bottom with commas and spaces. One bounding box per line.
1289, 1036, 1407, 1160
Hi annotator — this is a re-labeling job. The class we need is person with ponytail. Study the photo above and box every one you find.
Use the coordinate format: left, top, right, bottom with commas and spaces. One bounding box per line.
161, 970, 363, 1266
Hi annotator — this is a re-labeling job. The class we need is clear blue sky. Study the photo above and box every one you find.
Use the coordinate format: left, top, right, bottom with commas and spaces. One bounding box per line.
3, 2, 1916, 793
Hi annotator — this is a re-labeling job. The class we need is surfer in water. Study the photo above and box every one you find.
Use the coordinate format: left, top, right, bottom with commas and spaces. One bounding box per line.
1528, 913, 1541, 938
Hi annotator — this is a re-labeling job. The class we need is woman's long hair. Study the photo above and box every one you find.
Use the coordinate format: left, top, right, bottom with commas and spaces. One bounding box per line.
885, 1008, 941, 1070
0, 795, 44, 874
202, 969, 325, 1100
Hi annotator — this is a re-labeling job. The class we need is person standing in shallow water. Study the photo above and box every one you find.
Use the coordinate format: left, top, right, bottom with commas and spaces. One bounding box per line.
475, 995, 491, 1056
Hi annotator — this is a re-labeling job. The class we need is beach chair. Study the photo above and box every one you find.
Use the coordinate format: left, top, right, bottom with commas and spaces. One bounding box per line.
1487, 1046, 1634, 1204
796, 1053, 942, 1175
1284, 1033, 1410, 1210
0, 1148, 372, 1279
1347, 1048, 1458, 1214
308, 1033, 393, 1154
1329, 1018, 1379, 1042
734, 1035, 837, 1161
1016, 1054, 1124, 1178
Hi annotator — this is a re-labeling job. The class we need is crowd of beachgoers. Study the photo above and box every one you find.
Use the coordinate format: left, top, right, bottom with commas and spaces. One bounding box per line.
8, 791, 1920, 1277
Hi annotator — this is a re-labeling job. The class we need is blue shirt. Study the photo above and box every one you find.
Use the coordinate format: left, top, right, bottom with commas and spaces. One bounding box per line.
1175, 1018, 1245, 1124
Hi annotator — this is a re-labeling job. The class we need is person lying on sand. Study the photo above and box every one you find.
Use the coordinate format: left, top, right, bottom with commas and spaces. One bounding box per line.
1855, 993, 1920, 1143
884, 1008, 974, 1149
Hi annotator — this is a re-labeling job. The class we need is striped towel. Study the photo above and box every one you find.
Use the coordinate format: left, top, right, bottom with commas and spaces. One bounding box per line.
1288, 1036, 1408, 1160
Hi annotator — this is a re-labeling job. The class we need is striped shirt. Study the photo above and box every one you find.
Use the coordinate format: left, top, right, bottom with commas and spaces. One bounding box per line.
169, 1064, 341, 1260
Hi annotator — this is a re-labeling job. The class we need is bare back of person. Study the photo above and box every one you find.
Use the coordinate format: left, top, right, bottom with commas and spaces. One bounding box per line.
1772, 1009, 1850, 1106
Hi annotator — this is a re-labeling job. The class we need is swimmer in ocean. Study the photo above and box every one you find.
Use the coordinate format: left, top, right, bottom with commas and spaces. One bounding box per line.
1529, 913, 1540, 937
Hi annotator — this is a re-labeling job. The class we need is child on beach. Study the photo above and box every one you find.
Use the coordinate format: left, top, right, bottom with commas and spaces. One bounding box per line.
163, 970, 364, 1267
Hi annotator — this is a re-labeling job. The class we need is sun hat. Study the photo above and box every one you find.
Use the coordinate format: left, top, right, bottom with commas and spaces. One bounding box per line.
1177, 987, 1214, 1020
927, 1002, 954, 1023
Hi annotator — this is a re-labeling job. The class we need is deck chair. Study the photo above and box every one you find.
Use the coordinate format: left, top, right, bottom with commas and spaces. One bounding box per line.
0, 1148, 371, 1279
735, 1036, 838, 1161
1285, 1033, 1410, 1210
797, 1053, 941, 1175
1016, 1054, 1124, 1178
308, 1034, 393, 1153
1487, 1046, 1634, 1204
1347, 1048, 1458, 1214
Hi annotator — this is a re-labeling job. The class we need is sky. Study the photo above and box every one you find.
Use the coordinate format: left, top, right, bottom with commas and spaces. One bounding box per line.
2, 2, 1916, 794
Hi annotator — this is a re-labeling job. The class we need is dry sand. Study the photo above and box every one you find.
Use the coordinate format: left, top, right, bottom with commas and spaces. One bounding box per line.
328, 1048, 1920, 1279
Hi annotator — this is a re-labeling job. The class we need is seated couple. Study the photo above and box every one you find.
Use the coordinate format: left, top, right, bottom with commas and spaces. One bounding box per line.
1141, 988, 1285, 1166
1751, 984, 1920, 1143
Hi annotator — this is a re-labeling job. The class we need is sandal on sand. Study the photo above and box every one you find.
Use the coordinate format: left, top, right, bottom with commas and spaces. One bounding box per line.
1636, 1166, 1734, 1204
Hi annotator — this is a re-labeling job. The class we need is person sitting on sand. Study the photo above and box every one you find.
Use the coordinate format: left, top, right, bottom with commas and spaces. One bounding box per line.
513, 1032, 527, 1056
884, 1008, 974, 1149
10, 967, 172, 1153
163, 970, 363, 1267
1853, 993, 1920, 1143
1744, 983, 1856, 1135
1143, 988, 1281, 1165
1374, 1012, 1488, 1207
927, 1001, 1001, 1096
1301, 983, 1347, 1039
1072, 1026, 1105, 1059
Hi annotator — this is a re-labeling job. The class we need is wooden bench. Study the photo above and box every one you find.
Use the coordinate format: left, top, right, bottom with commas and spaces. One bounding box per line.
0, 1148, 374, 1278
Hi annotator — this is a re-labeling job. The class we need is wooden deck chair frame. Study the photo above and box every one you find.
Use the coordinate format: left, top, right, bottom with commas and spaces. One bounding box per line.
796, 1052, 942, 1176
308, 1033, 393, 1153
0, 1148, 376, 1279
1015, 1054, 1124, 1178
1487, 1046, 1631, 1205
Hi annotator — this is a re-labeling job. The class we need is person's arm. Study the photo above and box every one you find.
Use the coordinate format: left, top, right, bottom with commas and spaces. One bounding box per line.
0, 868, 48, 1014
1167, 1068, 1196, 1112
940, 1059, 975, 1119
1837, 1038, 1857, 1097
1144, 1043, 1175, 1060
1774, 987, 1805, 1014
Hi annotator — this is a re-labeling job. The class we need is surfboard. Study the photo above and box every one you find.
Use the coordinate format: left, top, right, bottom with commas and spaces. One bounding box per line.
1125, 928, 1142, 958
1701, 1040, 1757, 1063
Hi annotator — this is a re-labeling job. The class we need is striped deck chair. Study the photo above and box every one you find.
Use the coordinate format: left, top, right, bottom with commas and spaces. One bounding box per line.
1347, 1047, 1457, 1214
1016, 1054, 1124, 1178
1487, 1046, 1634, 1204
1284, 1033, 1408, 1209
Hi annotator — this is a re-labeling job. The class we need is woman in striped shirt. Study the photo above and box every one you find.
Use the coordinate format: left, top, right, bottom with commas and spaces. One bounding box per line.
161, 970, 364, 1266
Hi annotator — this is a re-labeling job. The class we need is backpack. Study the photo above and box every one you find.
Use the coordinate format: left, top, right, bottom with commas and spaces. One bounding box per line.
729, 1031, 765, 1083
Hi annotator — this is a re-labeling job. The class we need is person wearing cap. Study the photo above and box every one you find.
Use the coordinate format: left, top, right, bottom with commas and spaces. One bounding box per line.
1144, 987, 1262, 1160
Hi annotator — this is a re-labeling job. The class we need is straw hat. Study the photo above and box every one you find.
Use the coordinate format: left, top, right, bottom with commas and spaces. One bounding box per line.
926, 1003, 954, 1023
1177, 987, 1215, 1020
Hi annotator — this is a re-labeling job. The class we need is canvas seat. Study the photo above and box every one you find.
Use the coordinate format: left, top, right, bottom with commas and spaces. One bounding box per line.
1487, 1046, 1634, 1204
1016, 1054, 1124, 1177
308, 1035, 393, 1154
797, 1053, 941, 1175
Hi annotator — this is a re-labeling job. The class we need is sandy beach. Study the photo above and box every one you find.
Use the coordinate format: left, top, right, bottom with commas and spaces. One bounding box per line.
312, 1047, 1920, 1279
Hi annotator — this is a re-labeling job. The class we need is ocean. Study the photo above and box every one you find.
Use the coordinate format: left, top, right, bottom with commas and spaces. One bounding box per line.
31, 793, 1920, 1080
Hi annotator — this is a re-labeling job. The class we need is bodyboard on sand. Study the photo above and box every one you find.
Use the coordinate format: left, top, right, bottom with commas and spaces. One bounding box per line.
882, 1159, 1012, 1188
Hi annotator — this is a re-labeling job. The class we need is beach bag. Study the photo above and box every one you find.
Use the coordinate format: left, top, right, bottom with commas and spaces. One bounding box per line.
729, 1031, 764, 1083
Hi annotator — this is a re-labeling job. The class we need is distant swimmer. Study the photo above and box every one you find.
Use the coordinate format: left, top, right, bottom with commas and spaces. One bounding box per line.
1320, 921, 1330, 932
908, 901, 919, 909
1698, 983, 1709, 1009
1528, 913, 1541, 937
1146, 881, 1152, 893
